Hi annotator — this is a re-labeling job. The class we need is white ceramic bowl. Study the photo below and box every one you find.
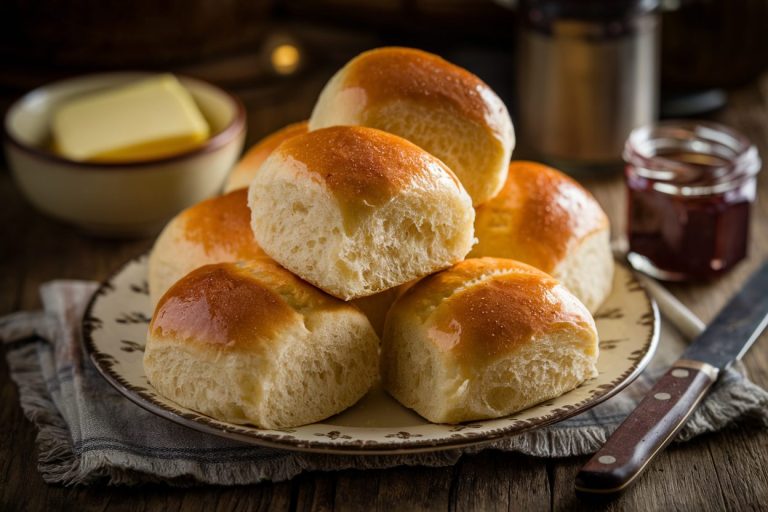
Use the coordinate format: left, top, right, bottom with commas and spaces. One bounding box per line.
4, 72, 246, 237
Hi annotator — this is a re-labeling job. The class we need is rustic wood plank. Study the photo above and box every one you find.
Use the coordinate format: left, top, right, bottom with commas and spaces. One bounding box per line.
0, 353, 48, 511
2, 473, 297, 512
294, 472, 336, 511
552, 439, 739, 512
450, 451, 550, 512
0, 170, 27, 487
332, 465, 453, 512
16, 211, 152, 310
0, 170, 55, 511
705, 427, 768, 509
0, 172, 26, 313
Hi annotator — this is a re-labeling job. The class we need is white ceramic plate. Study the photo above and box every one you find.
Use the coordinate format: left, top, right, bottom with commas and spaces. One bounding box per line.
83, 255, 659, 455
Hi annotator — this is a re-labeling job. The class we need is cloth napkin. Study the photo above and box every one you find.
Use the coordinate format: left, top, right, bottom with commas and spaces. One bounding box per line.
2, 280, 768, 486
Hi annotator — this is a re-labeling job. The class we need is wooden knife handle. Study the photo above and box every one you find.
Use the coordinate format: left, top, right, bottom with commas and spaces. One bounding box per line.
575, 359, 719, 496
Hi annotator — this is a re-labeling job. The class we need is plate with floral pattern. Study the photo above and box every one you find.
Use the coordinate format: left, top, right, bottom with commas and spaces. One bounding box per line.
83, 254, 658, 455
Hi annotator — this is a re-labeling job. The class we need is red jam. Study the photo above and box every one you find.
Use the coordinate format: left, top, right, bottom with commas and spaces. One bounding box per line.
624, 122, 761, 281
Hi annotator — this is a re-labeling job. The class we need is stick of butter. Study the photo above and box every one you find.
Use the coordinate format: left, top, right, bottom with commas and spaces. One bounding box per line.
53, 74, 210, 162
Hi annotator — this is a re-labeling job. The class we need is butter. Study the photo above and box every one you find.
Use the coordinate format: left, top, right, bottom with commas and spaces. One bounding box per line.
53, 74, 210, 162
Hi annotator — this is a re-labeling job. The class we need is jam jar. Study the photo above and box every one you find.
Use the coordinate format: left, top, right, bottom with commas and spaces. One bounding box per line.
624, 121, 761, 281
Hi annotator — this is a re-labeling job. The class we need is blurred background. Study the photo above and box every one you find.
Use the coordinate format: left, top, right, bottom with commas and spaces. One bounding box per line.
2, 0, 766, 156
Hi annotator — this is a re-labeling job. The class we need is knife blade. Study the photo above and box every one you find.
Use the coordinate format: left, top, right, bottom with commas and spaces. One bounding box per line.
575, 260, 768, 496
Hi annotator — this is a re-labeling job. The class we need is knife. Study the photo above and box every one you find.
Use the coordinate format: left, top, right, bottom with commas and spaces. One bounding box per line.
575, 260, 768, 496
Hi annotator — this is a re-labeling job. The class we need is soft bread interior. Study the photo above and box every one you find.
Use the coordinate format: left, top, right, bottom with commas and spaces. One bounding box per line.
258, 309, 379, 428
144, 323, 299, 425
249, 157, 475, 300
446, 334, 597, 423
145, 310, 379, 429
381, 308, 444, 420
383, 327, 597, 424
249, 164, 339, 286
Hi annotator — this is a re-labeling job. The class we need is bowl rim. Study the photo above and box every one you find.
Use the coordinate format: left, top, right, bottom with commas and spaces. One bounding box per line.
3, 71, 246, 170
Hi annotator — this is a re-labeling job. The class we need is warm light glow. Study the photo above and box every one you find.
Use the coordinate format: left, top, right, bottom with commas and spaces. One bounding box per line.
271, 44, 300, 75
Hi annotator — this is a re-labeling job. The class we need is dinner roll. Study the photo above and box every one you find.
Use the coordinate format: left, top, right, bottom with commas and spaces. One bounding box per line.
309, 47, 515, 206
381, 258, 599, 424
144, 261, 379, 429
223, 121, 308, 193
470, 161, 613, 313
248, 126, 475, 300
148, 189, 270, 305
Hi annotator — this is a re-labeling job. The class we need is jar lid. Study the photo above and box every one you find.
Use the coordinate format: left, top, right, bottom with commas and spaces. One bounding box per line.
624, 121, 761, 197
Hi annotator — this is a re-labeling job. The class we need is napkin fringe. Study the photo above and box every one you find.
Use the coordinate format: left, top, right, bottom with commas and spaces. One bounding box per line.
484, 424, 608, 458
6, 344, 82, 484
76, 446, 469, 486
680, 368, 768, 440
74, 452, 304, 486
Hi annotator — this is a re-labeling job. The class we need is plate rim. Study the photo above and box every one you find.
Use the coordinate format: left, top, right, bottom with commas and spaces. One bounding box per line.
82, 253, 660, 455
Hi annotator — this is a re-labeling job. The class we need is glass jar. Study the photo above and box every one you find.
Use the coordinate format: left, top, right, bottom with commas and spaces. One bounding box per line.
624, 121, 761, 281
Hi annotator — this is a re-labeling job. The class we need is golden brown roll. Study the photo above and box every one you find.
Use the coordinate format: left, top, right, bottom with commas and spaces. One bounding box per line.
248, 126, 475, 300
223, 121, 308, 193
381, 258, 599, 424
147, 189, 270, 305
309, 47, 515, 206
470, 161, 613, 313
144, 261, 380, 429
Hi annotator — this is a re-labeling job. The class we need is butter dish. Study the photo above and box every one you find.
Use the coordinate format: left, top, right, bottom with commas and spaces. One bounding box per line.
4, 72, 245, 237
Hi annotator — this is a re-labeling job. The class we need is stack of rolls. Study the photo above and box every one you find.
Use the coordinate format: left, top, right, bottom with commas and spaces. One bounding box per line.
144, 46, 612, 429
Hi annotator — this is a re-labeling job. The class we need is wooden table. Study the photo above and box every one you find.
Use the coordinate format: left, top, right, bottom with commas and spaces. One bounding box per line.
2, 60, 767, 511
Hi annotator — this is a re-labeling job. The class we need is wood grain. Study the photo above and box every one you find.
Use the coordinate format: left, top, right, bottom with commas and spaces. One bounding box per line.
1, 61, 767, 512
450, 452, 550, 511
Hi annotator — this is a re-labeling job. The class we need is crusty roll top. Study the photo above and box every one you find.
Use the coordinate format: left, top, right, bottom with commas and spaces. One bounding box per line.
178, 189, 266, 260
151, 264, 295, 350
471, 161, 609, 273
339, 47, 509, 140
151, 261, 345, 351
390, 258, 597, 367
272, 125, 465, 222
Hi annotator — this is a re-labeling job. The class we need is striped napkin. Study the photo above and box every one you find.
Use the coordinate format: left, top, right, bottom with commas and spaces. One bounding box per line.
2, 280, 767, 486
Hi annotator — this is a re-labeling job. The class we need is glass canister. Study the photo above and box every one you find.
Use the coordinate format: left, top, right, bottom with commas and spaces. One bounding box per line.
517, 0, 660, 173
624, 121, 762, 281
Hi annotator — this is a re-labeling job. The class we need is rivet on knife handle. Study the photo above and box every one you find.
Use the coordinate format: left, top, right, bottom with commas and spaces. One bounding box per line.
575, 359, 719, 495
